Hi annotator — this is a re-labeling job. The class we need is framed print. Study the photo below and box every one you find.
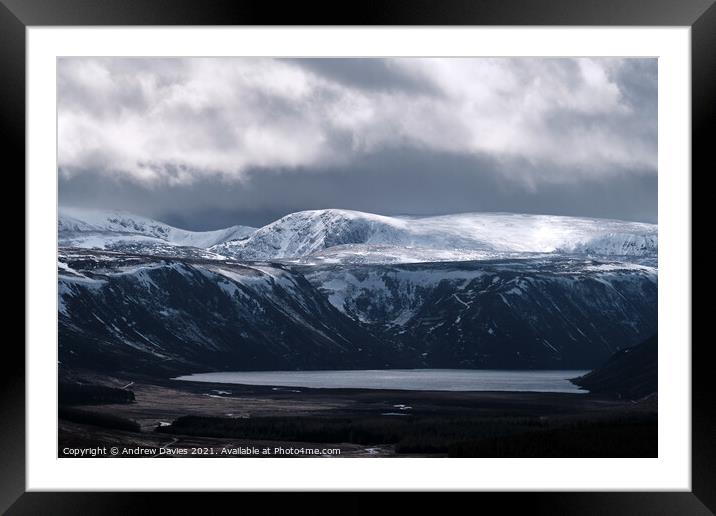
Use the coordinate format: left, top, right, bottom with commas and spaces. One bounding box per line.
5, 0, 711, 513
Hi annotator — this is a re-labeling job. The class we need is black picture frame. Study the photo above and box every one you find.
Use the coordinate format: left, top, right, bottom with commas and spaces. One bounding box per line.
4, 0, 710, 513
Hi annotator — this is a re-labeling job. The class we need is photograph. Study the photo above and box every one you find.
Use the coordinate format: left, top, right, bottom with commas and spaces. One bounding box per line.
56, 56, 658, 459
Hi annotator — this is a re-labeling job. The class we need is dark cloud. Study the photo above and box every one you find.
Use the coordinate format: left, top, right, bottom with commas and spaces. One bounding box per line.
60, 147, 656, 230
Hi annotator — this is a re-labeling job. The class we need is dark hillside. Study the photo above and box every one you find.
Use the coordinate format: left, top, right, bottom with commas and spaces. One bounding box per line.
572, 335, 657, 399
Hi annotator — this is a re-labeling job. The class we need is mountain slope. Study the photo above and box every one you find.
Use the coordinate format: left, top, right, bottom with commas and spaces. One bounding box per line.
303, 259, 657, 369
58, 250, 657, 373
58, 250, 394, 374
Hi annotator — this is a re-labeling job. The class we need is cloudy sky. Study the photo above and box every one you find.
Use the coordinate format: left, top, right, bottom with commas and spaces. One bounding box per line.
58, 57, 657, 230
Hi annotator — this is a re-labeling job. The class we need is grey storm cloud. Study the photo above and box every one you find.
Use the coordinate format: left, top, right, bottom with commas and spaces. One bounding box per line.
57, 57, 657, 229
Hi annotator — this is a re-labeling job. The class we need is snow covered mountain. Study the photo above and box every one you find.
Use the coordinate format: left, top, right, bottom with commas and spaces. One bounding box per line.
59, 207, 657, 264
59, 207, 256, 256
210, 209, 657, 263
57, 207, 658, 374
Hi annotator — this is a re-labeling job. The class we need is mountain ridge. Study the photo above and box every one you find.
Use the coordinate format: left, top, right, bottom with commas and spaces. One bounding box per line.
59, 207, 257, 251
58, 207, 657, 264
211, 209, 657, 261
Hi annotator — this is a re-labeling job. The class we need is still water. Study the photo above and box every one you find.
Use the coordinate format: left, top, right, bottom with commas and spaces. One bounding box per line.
174, 369, 589, 393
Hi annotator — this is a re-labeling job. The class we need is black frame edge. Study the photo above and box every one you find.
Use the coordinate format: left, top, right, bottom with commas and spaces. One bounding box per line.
8, 0, 713, 513
1, 0, 715, 26
0, 1, 26, 514
691, 0, 716, 512
4, 492, 716, 516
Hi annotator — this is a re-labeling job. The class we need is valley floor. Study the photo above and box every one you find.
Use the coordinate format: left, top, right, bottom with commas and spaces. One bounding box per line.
57, 371, 657, 458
